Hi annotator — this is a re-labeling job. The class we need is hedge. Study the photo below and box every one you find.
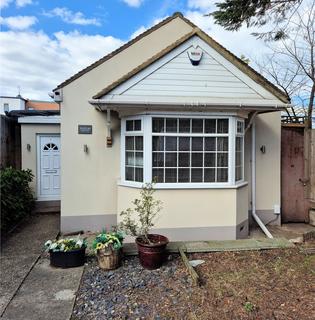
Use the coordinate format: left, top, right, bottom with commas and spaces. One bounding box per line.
1, 167, 35, 233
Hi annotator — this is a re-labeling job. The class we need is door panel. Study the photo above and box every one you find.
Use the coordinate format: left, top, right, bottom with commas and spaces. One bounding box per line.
39, 136, 60, 198
281, 126, 309, 222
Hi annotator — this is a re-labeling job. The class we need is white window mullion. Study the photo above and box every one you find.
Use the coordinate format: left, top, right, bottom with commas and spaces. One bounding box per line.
143, 115, 152, 184
120, 118, 126, 182
228, 117, 236, 185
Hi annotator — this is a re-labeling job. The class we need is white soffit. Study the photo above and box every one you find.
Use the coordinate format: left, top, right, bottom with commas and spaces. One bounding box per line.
101, 35, 284, 106
18, 116, 61, 124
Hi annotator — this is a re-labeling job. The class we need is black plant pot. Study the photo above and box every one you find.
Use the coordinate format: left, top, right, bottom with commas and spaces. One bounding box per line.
49, 247, 86, 268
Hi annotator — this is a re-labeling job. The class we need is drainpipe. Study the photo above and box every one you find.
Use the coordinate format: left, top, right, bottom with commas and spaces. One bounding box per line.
251, 120, 273, 238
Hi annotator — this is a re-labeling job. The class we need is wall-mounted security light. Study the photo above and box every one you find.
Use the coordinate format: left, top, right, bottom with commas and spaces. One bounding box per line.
27, 144, 31, 151
83, 144, 89, 153
260, 145, 266, 154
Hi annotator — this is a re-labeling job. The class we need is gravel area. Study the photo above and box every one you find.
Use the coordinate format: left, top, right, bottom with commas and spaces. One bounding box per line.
72, 255, 192, 320
72, 247, 315, 320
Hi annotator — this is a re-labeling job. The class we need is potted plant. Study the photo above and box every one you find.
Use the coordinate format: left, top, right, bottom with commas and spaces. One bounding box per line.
44, 237, 87, 268
92, 230, 124, 270
120, 182, 168, 270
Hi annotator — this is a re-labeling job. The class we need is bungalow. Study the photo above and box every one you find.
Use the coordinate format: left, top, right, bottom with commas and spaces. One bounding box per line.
45, 13, 289, 240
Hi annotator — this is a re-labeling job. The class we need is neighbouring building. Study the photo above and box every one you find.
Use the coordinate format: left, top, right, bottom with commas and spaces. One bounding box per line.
0, 95, 27, 114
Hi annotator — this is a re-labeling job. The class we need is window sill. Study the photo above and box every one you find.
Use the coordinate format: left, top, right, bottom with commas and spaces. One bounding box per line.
118, 180, 248, 190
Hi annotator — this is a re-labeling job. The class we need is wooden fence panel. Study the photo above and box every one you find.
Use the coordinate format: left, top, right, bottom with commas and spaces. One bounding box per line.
0, 115, 21, 169
310, 129, 315, 204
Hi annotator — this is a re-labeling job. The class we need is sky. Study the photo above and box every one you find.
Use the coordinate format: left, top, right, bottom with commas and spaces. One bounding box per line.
0, 0, 271, 100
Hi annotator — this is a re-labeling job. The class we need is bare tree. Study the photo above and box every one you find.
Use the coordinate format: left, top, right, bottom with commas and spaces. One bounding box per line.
255, 2, 315, 127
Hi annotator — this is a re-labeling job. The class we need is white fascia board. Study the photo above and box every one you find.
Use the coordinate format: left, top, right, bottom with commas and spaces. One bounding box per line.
18, 116, 61, 124
89, 98, 290, 110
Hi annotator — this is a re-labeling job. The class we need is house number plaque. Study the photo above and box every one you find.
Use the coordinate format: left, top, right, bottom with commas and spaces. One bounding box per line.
78, 125, 92, 134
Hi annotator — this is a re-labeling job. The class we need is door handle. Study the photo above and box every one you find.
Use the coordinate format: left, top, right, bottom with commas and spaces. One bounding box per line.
299, 178, 309, 186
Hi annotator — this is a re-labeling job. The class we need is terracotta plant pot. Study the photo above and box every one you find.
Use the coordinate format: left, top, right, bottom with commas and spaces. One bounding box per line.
135, 234, 169, 270
97, 248, 122, 270
49, 247, 86, 268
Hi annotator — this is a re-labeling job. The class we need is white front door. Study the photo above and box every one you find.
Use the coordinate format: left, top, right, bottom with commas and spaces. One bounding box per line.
38, 135, 60, 199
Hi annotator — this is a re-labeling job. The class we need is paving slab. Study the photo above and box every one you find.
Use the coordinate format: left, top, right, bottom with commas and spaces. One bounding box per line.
122, 237, 294, 255
1, 257, 83, 320
0, 213, 59, 316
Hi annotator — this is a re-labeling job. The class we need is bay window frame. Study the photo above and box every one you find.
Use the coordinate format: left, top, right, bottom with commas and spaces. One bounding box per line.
120, 113, 246, 189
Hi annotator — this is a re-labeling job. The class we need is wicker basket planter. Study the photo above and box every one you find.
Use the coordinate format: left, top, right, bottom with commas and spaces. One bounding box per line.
97, 248, 122, 270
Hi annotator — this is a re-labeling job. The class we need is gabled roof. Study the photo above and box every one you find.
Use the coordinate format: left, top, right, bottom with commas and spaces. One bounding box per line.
55, 12, 289, 104
54, 13, 184, 91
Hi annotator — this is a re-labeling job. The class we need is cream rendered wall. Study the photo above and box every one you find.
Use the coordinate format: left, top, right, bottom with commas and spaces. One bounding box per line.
244, 111, 281, 224
256, 112, 281, 210
117, 186, 238, 228
236, 185, 249, 225
60, 17, 194, 219
21, 123, 60, 198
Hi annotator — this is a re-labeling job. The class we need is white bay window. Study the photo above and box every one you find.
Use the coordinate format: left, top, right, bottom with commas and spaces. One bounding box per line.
121, 115, 245, 188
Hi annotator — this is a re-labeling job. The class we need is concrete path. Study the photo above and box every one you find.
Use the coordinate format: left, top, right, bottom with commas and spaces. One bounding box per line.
0, 214, 59, 316
2, 257, 83, 320
0, 213, 83, 320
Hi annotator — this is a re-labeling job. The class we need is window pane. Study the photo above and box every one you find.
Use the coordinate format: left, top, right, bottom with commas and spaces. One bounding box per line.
191, 169, 202, 182
192, 119, 203, 133
134, 120, 141, 131
165, 137, 177, 151
135, 136, 143, 150
217, 119, 229, 133
204, 119, 216, 133
125, 152, 134, 166
152, 169, 164, 183
217, 168, 228, 182
152, 118, 164, 133
125, 167, 134, 181
237, 121, 244, 134
166, 118, 178, 132
126, 120, 133, 131
179, 137, 190, 151
165, 169, 177, 182
192, 137, 203, 151
204, 168, 215, 182
236, 137, 242, 152
204, 153, 215, 167
152, 136, 164, 151
192, 153, 203, 167
125, 136, 134, 150
135, 168, 143, 182
178, 153, 190, 167
165, 153, 177, 167
217, 137, 228, 151
236, 166, 242, 181
152, 152, 164, 167
178, 168, 190, 182
179, 118, 190, 133
135, 152, 143, 166
204, 137, 216, 151
217, 153, 228, 167
236, 151, 242, 166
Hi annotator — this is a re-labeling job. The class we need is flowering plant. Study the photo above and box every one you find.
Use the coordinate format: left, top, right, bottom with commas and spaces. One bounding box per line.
44, 237, 87, 252
92, 230, 124, 254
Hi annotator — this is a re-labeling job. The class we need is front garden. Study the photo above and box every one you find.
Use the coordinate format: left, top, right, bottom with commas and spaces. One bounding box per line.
71, 247, 314, 320
42, 183, 314, 320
